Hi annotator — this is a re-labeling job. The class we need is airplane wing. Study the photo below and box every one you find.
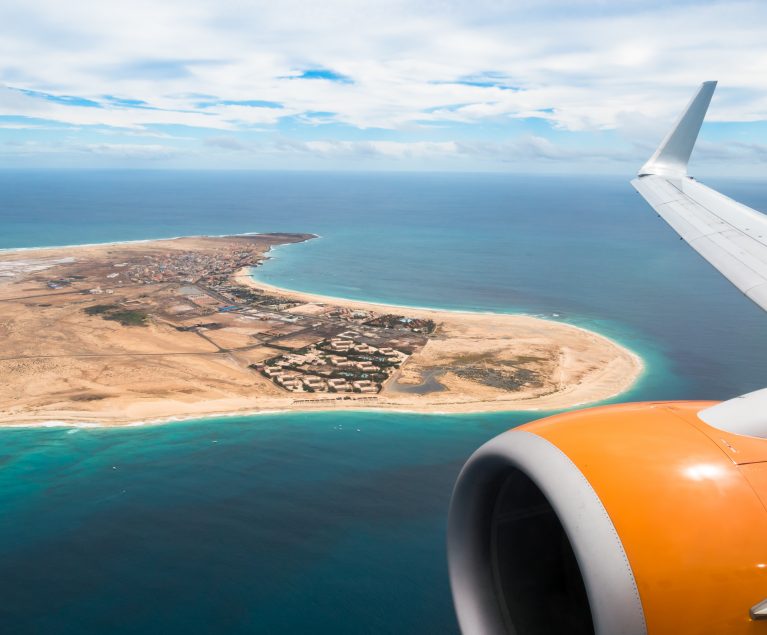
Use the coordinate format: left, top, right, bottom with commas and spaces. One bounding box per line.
632, 81, 767, 312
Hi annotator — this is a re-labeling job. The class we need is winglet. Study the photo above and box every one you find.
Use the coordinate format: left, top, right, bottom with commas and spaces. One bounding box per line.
638, 81, 717, 178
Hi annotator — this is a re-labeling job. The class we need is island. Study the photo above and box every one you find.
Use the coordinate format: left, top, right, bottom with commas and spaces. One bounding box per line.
0, 233, 642, 426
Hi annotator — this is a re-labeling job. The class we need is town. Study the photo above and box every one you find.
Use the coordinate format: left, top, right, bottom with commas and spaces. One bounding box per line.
58, 236, 438, 396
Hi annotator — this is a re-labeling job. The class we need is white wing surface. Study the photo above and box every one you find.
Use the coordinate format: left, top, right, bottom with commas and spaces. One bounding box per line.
632, 81, 767, 311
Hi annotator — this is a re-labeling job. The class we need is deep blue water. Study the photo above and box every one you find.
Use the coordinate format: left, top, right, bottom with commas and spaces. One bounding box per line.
1, 170, 767, 633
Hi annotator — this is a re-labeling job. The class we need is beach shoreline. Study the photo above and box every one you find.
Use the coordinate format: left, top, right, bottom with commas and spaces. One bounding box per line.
0, 232, 322, 255
243, 266, 646, 367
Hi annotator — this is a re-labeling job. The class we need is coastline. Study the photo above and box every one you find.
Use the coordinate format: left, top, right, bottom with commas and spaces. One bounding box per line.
0, 234, 644, 428
239, 267, 646, 383
228, 269, 645, 411
245, 266, 646, 362
0, 231, 321, 255
0, 406, 535, 430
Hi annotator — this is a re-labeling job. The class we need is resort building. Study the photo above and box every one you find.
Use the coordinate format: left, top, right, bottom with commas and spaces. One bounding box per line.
302, 376, 326, 391
352, 380, 379, 394
327, 378, 351, 392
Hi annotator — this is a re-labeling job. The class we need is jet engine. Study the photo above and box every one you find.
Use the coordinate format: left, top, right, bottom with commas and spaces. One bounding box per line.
448, 399, 767, 634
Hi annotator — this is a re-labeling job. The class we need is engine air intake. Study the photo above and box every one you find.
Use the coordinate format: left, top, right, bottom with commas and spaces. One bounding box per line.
491, 468, 593, 634
448, 429, 646, 635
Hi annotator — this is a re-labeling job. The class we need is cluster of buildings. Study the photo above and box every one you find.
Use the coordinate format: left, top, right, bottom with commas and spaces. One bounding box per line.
257, 336, 408, 394
67, 240, 430, 400
325, 307, 373, 322
365, 313, 436, 334
124, 248, 263, 286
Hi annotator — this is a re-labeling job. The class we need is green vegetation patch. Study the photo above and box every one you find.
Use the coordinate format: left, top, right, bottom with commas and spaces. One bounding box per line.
70, 393, 108, 402
452, 365, 542, 391
84, 304, 116, 315
84, 304, 148, 327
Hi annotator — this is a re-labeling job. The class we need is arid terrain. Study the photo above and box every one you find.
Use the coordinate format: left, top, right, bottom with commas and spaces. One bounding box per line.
0, 234, 643, 426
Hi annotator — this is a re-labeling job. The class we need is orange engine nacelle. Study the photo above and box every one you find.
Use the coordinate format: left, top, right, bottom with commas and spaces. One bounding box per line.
447, 402, 767, 635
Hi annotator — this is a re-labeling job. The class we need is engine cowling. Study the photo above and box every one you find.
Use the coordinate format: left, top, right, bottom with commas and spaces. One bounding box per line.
447, 402, 767, 635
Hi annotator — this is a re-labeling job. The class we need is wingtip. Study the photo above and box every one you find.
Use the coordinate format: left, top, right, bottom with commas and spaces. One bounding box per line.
638, 82, 717, 178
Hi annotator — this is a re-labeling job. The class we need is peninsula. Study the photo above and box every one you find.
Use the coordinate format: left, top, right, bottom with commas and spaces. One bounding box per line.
0, 234, 642, 426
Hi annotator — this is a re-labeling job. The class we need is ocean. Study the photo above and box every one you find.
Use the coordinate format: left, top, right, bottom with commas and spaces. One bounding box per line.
1, 170, 766, 633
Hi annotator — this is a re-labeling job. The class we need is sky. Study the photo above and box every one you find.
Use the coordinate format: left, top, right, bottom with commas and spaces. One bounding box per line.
1, 0, 767, 175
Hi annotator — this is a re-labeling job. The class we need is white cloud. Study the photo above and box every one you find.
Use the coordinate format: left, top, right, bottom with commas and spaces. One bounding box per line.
78, 143, 180, 159
1, 0, 767, 170
204, 136, 248, 150
262, 135, 638, 165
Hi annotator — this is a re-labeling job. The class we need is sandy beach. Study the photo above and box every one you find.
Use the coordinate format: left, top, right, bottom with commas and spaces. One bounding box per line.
235, 270, 644, 408
0, 234, 643, 426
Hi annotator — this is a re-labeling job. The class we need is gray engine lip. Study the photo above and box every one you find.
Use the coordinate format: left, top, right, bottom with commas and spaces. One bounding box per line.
447, 429, 647, 635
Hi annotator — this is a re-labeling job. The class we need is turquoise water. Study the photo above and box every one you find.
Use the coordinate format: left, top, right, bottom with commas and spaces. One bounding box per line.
0, 412, 534, 634
1, 170, 767, 633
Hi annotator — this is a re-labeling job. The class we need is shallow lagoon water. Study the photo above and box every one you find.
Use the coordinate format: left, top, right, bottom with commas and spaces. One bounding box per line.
1, 170, 767, 633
